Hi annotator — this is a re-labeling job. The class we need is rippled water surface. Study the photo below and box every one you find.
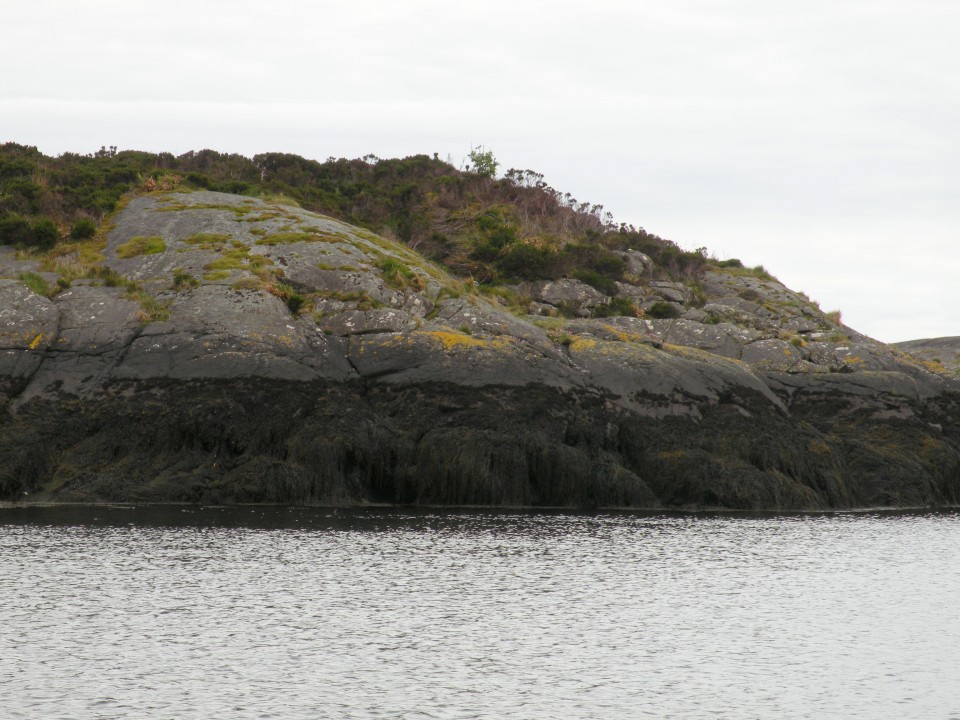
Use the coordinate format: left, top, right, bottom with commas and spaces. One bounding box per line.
2, 506, 959, 719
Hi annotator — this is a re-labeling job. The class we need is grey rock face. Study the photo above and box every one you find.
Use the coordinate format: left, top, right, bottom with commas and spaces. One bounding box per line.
521, 279, 607, 317
2, 189, 959, 510
895, 336, 960, 375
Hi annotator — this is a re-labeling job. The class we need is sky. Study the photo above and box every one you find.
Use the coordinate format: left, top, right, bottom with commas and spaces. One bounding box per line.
3, 0, 959, 342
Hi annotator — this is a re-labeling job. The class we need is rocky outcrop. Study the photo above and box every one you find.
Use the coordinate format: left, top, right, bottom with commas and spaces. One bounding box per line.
2, 191, 959, 510
895, 337, 960, 376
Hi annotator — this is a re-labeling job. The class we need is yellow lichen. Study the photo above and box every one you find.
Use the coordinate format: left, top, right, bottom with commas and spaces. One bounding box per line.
28, 333, 43, 350
569, 338, 597, 351
601, 324, 646, 344
807, 439, 832, 456
656, 450, 686, 460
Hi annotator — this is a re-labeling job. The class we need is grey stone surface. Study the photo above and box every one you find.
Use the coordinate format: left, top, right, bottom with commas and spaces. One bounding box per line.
4, 190, 960, 511
520, 278, 607, 317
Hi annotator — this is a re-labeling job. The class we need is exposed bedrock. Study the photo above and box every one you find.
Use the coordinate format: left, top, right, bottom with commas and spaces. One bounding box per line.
2, 191, 959, 509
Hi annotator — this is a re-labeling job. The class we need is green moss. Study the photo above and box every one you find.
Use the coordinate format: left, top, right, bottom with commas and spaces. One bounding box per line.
376, 256, 425, 291
116, 235, 166, 258
172, 269, 199, 290
123, 289, 171, 322
258, 192, 301, 207
85, 266, 139, 290
478, 285, 529, 317
204, 246, 272, 273
18, 272, 54, 298
203, 270, 230, 281
256, 231, 331, 246
157, 202, 253, 217
183, 232, 232, 247
268, 280, 307, 314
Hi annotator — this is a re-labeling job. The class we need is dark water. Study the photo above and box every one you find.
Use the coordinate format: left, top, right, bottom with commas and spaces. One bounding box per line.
1, 506, 959, 719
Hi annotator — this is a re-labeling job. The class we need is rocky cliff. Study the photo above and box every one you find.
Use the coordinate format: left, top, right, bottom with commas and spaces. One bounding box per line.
2, 190, 959, 509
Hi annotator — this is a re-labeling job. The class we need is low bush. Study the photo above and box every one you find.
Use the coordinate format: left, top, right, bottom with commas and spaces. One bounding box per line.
0, 215, 32, 245
647, 301, 682, 319
69, 218, 97, 240
0, 215, 59, 249
592, 296, 640, 318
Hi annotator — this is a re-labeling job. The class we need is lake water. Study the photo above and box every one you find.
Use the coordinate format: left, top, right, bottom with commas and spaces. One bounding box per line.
1, 506, 958, 719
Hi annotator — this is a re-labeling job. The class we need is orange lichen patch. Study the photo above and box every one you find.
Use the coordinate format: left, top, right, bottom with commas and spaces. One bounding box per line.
416, 330, 512, 351
919, 435, 942, 457
569, 338, 597, 352
601, 324, 647, 344
807, 439, 832, 456
656, 450, 686, 460
28, 333, 43, 350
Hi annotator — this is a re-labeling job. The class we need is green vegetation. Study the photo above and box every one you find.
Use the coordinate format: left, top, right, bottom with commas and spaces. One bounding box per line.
466, 146, 498, 178
255, 230, 343, 246
183, 232, 232, 246
0, 143, 699, 277
18, 271, 54, 298
69, 218, 97, 239
124, 288, 171, 322
0, 142, 715, 319
172, 269, 199, 290
712, 260, 776, 281
116, 235, 166, 258
0, 215, 60, 250
647, 301, 682, 319
267, 280, 307, 314
376, 256, 425, 291
593, 296, 640, 318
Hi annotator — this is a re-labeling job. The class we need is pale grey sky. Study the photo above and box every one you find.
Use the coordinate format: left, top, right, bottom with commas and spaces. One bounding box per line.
4, 0, 959, 342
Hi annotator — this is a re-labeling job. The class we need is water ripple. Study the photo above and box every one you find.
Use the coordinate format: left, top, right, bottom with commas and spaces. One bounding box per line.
1, 508, 959, 719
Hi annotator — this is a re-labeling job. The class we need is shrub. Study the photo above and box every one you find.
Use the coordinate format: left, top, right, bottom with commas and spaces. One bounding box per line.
69, 218, 97, 239
592, 296, 640, 318
27, 219, 60, 250
466, 146, 498, 178
0, 215, 32, 245
573, 268, 617, 296
496, 243, 558, 279
647, 301, 681, 319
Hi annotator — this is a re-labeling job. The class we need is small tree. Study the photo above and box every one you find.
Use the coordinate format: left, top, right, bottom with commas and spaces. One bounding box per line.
466, 145, 498, 178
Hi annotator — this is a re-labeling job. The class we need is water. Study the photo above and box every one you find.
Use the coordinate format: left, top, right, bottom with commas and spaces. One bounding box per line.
1, 506, 959, 719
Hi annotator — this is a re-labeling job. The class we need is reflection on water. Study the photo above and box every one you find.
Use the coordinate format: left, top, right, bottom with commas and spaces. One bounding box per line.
1, 506, 959, 719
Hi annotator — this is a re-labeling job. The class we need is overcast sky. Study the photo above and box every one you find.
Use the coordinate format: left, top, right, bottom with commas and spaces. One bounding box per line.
4, 0, 959, 342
